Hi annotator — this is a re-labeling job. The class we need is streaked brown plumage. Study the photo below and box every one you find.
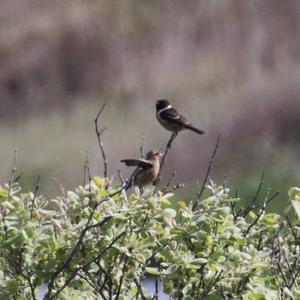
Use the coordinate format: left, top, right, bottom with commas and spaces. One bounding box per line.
121, 150, 163, 189
156, 99, 204, 135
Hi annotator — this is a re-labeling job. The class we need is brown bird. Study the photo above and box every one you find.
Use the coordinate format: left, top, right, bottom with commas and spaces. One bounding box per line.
121, 150, 163, 189
156, 99, 204, 135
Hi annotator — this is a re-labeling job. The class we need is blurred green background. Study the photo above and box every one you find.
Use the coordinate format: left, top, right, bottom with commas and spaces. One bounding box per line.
1, 0, 300, 212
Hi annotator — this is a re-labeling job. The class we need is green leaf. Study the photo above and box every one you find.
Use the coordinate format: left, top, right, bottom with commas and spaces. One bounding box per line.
243, 292, 266, 300
291, 199, 300, 220
261, 214, 279, 226
228, 251, 241, 263
288, 187, 300, 199
190, 257, 208, 265
163, 208, 176, 218
0, 187, 8, 199
6, 278, 20, 293
93, 176, 104, 187
145, 267, 161, 276
160, 196, 172, 205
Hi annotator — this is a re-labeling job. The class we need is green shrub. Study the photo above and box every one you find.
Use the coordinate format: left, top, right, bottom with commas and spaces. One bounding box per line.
0, 178, 299, 299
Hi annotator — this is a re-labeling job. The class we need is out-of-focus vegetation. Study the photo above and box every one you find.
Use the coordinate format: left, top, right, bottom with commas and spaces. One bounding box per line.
1, 1, 300, 211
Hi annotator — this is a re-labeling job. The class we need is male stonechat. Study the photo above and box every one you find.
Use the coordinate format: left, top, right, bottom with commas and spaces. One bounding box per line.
121, 150, 164, 189
156, 99, 204, 135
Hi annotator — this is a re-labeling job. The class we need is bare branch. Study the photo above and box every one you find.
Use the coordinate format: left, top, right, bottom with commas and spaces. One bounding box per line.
161, 169, 176, 193
239, 172, 265, 218
266, 191, 280, 205
153, 132, 177, 194
13, 173, 23, 184
134, 277, 147, 300
115, 255, 129, 299
163, 183, 185, 194
286, 216, 297, 241
21, 273, 37, 300
152, 276, 160, 300
193, 134, 221, 210
117, 170, 125, 184
94, 104, 108, 179
243, 201, 266, 237
83, 151, 92, 188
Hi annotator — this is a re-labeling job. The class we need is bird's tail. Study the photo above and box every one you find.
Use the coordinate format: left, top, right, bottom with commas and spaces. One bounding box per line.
184, 124, 205, 135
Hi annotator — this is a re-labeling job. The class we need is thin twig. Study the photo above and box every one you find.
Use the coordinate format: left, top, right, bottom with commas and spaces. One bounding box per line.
277, 262, 288, 287
239, 173, 264, 218
266, 191, 280, 205
288, 265, 300, 289
13, 173, 23, 184
161, 170, 176, 193
82, 230, 127, 269
30, 176, 41, 218
153, 132, 177, 195
199, 270, 223, 300
243, 201, 266, 237
134, 277, 147, 300
8, 148, 18, 195
94, 104, 108, 179
115, 256, 129, 299
78, 271, 106, 298
47, 230, 126, 300
163, 183, 185, 194
83, 151, 92, 188
86, 215, 113, 230
193, 134, 221, 210
286, 216, 297, 241
153, 276, 160, 300
117, 170, 125, 184
44, 185, 124, 300
22, 273, 37, 300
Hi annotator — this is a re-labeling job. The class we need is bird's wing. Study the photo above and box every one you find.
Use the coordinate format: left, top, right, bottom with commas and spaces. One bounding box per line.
160, 107, 189, 125
120, 159, 153, 169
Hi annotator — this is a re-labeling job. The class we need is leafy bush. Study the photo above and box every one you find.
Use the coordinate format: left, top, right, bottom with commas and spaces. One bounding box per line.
0, 177, 300, 299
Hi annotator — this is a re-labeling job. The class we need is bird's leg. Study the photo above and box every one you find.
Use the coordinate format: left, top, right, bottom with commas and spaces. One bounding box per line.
167, 132, 177, 148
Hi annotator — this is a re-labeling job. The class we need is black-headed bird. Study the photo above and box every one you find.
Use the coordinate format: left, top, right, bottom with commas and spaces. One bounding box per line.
121, 150, 163, 189
156, 99, 204, 135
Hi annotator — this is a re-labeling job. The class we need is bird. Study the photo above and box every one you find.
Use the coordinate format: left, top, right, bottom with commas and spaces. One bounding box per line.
121, 150, 163, 189
156, 99, 204, 135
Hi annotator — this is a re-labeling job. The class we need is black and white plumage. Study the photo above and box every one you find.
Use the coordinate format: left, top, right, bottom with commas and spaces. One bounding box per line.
156, 99, 204, 135
121, 150, 163, 189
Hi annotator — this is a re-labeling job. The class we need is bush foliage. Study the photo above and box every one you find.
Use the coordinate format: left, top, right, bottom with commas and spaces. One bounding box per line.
0, 177, 300, 299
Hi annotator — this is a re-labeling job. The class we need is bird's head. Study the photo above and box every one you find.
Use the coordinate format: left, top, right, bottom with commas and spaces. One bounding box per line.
146, 150, 164, 160
156, 99, 171, 111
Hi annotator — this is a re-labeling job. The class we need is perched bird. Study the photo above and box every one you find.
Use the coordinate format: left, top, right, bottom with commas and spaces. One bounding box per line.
156, 99, 204, 135
121, 150, 163, 189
